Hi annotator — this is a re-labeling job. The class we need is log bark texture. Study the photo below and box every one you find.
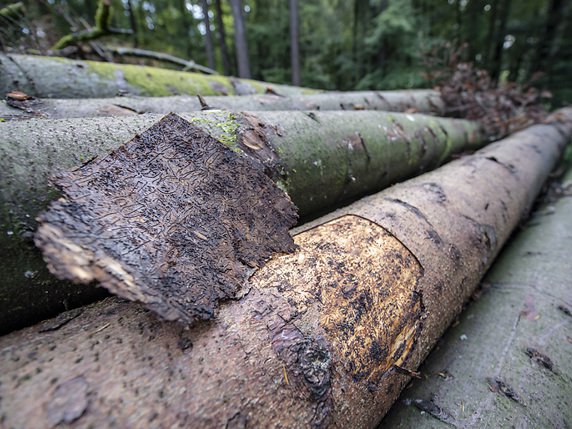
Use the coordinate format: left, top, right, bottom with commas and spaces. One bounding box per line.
0, 110, 570, 428
0, 54, 312, 98
381, 164, 572, 428
0, 89, 445, 121
0, 111, 482, 334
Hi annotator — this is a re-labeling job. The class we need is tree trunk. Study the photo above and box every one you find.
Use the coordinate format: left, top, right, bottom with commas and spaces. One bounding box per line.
0, 54, 310, 98
382, 162, 572, 428
484, 1, 498, 67
214, 0, 231, 75
126, 0, 138, 48
201, 0, 216, 70
0, 110, 570, 428
178, 0, 194, 58
528, 0, 565, 78
0, 110, 483, 334
0, 89, 446, 120
289, 0, 301, 86
229, 0, 251, 78
489, 0, 512, 85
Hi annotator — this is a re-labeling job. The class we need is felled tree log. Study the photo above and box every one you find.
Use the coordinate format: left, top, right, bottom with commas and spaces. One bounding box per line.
0, 89, 445, 121
0, 53, 314, 98
381, 164, 572, 428
0, 111, 570, 429
0, 111, 483, 334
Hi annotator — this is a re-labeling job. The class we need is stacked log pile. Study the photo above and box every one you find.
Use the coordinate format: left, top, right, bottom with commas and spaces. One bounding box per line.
0, 54, 570, 428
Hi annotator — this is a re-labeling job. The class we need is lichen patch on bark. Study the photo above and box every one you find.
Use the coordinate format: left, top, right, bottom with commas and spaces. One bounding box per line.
34, 113, 298, 325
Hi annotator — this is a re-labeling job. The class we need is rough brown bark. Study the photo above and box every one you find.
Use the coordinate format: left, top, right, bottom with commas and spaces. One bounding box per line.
381, 163, 572, 428
0, 54, 311, 98
35, 114, 299, 325
0, 110, 570, 428
0, 89, 446, 120
0, 110, 482, 334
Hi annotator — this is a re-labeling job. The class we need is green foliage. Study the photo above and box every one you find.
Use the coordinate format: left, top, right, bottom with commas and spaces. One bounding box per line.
2, 0, 571, 105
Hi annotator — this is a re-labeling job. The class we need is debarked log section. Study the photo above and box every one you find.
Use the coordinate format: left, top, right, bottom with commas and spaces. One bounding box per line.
0, 53, 315, 99
0, 110, 483, 333
381, 165, 572, 428
0, 90, 445, 121
1, 110, 570, 428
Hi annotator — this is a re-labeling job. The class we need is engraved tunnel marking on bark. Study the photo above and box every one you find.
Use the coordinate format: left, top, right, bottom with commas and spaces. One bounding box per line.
256, 215, 424, 402
484, 155, 518, 177
384, 197, 444, 247
35, 113, 298, 325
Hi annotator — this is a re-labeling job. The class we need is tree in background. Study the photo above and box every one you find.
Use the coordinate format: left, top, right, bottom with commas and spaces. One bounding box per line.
200, 0, 215, 70
1, 0, 570, 105
213, 0, 231, 75
289, 0, 300, 86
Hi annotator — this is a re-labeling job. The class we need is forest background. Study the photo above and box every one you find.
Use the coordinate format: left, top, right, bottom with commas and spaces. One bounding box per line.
1, 0, 571, 107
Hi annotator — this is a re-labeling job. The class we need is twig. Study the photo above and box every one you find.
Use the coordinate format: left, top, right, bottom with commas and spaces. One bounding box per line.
52, 0, 131, 50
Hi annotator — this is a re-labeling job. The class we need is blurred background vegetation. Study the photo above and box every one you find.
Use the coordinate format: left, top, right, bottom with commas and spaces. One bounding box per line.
1, 0, 571, 106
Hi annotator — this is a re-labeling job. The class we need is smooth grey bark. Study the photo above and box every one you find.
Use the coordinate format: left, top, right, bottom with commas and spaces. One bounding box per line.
0, 110, 570, 428
0, 54, 310, 98
126, 0, 138, 47
289, 0, 301, 86
0, 89, 446, 120
381, 164, 572, 428
0, 110, 482, 334
230, 0, 251, 78
201, 0, 216, 70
